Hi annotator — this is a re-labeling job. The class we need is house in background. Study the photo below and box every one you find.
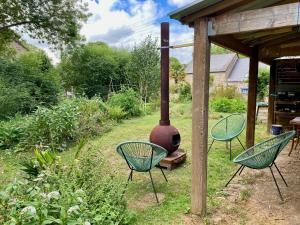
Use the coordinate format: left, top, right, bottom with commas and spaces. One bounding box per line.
182, 53, 268, 94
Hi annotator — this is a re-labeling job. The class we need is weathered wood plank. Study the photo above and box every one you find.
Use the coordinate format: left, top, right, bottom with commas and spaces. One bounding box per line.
209, 2, 299, 36
267, 61, 276, 133
246, 47, 259, 148
183, 0, 251, 25
191, 17, 210, 216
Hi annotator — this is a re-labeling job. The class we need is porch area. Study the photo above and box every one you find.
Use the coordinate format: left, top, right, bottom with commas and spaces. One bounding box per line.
169, 0, 300, 217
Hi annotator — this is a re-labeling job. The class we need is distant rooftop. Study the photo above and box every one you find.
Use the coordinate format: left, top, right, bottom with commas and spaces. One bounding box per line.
185, 53, 236, 74
185, 54, 269, 82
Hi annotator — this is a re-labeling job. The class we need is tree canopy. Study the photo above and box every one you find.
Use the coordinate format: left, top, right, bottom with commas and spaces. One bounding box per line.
126, 36, 160, 102
170, 57, 186, 84
59, 42, 130, 98
0, 0, 89, 49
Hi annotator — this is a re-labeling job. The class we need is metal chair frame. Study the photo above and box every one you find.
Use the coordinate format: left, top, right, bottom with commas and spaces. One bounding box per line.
209, 113, 246, 160
117, 141, 168, 203
225, 131, 295, 201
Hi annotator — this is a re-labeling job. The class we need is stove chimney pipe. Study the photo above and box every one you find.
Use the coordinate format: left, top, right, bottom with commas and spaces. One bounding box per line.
160, 22, 170, 126
149, 22, 181, 155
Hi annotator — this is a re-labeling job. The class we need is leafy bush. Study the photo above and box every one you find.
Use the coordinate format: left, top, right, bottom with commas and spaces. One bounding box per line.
108, 106, 126, 122
0, 98, 113, 151
0, 115, 30, 150
210, 97, 246, 113
108, 88, 142, 117
0, 149, 132, 225
76, 97, 109, 137
59, 42, 129, 98
0, 51, 61, 119
211, 85, 243, 100
178, 81, 192, 101
25, 99, 80, 151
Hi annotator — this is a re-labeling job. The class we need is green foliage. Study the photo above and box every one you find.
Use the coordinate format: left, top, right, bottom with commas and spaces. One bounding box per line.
178, 82, 192, 101
170, 57, 186, 84
211, 44, 232, 55
21, 147, 57, 179
0, 149, 132, 224
210, 97, 246, 113
60, 42, 130, 98
0, 51, 61, 119
108, 88, 143, 117
25, 100, 80, 151
0, 115, 30, 150
0, 0, 89, 49
0, 98, 107, 151
108, 106, 126, 122
126, 36, 160, 101
257, 68, 270, 101
211, 85, 243, 100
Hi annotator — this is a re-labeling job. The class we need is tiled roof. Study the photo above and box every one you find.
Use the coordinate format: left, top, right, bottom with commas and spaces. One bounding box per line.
185, 54, 269, 82
185, 53, 237, 74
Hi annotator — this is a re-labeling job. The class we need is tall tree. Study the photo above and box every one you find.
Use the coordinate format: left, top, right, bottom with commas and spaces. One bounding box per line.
126, 36, 160, 102
0, 0, 89, 49
59, 42, 130, 98
170, 57, 186, 84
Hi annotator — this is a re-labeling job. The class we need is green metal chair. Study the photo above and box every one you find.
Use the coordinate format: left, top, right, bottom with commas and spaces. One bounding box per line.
209, 113, 246, 160
225, 130, 295, 201
116, 141, 168, 203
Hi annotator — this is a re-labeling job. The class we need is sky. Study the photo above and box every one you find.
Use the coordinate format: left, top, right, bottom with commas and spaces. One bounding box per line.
23, 0, 195, 64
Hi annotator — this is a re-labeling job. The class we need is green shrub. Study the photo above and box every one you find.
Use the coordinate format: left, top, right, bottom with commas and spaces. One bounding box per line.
108, 106, 126, 122
211, 85, 243, 100
108, 88, 142, 117
0, 150, 132, 225
25, 99, 80, 151
0, 115, 30, 150
76, 97, 109, 137
0, 51, 61, 119
178, 81, 192, 101
210, 97, 246, 113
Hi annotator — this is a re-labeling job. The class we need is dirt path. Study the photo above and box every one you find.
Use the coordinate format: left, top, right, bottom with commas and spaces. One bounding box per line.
209, 144, 300, 225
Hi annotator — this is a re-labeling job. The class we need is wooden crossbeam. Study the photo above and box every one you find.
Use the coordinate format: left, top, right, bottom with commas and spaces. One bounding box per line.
182, 0, 251, 25
260, 46, 300, 62
209, 2, 300, 36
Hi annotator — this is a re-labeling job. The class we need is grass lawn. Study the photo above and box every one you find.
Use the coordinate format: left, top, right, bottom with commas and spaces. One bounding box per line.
0, 102, 270, 224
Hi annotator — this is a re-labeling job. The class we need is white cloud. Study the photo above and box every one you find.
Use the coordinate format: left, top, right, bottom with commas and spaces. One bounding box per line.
21, 0, 194, 65
168, 0, 194, 7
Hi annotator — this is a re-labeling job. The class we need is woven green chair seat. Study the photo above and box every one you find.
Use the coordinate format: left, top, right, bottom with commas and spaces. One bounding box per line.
116, 141, 168, 172
233, 131, 295, 169
211, 113, 245, 141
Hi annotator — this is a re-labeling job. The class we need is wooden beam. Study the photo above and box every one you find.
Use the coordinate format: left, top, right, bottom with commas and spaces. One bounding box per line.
182, 0, 251, 25
246, 47, 259, 148
258, 32, 300, 48
191, 17, 210, 216
267, 61, 276, 133
209, 2, 299, 36
210, 35, 253, 57
260, 46, 300, 59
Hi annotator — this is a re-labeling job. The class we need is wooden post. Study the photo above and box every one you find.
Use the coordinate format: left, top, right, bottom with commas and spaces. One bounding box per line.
191, 17, 210, 215
246, 47, 259, 148
267, 60, 276, 133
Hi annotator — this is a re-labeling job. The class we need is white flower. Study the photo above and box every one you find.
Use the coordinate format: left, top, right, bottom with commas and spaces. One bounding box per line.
67, 205, 80, 215
84, 222, 91, 225
21, 206, 36, 216
47, 191, 60, 200
40, 193, 47, 198
77, 197, 83, 203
